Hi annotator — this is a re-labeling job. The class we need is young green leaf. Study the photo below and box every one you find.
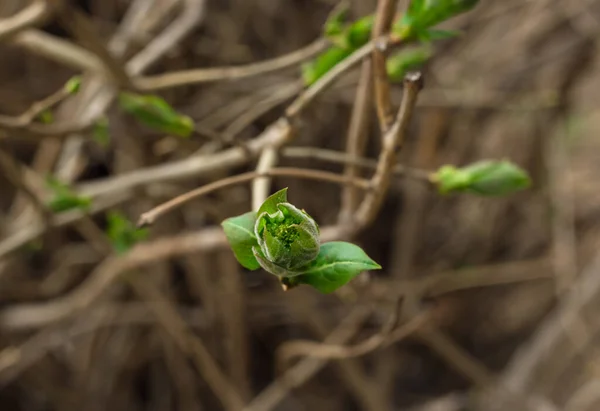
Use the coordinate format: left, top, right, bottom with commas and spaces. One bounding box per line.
118, 92, 194, 138
394, 0, 479, 40
64, 76, 82, 94
324, 3, 349, 38
106, 211, 148, 254
288, 241, 381, 293
221, 211, 261, 270
302, 46, 354, 86
433, 160, 531, 196
46, 176, 91, 213
345, 14, 374, 48
257, 188, 288, 216
386, 45, 433, 81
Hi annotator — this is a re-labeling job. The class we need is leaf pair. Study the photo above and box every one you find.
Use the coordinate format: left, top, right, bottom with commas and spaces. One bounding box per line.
221, 188, 381, 293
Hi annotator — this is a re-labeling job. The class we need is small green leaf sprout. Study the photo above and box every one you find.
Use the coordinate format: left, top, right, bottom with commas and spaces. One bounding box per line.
222, 188, 381, 293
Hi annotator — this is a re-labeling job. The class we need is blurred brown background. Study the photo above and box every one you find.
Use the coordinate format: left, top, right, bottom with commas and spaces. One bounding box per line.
1, 0, 600, 410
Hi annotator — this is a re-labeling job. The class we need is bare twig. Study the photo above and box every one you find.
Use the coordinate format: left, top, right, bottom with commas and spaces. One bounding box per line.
9, 29, 110, 76
242, 307, 371, 411
0, 193, 130, 260
282, 146, 431, 180
0, 0, 48, 42
135, 38, 329, 90
371, 0, 399, 130
354, 72, 423, 228
252, 148, 280, 211
129, 275, 246, 411
138, 167, 371, 227
56, 7, 133, 89
277, 309, 430, 365
339, 60, 374, 222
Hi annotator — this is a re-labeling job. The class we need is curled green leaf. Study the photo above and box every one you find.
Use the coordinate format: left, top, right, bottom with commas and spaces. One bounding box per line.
433, 160, 531, 196
118, 92, 194, 138
221, 211, 260, 270
255, 201, 320, 271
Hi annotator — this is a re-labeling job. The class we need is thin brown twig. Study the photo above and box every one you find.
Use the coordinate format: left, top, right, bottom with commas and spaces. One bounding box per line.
277, 309, 430, 366
242, 307, 371, 411
55, 6, 133, 88
354, 72, 423, 228
372, 0, 399, 131
135, 38, 329, 90
0, 0, 49, 42
137, 167, 371, 227
129, 275, 246, 411
282, 147, 431, 179
339, 59, 374, 223
0, 148, 52, 226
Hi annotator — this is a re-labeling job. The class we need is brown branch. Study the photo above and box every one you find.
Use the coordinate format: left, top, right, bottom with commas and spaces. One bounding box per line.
277, 309, 430, 366
282, 146, 431, 180
137, 167, 371, 227
339, 60, 374, 222
0, 0, 49, 42
9, 29, 110, 76
135, 38, 329, 90
242, 307, 372, 411
55, 6, 133, 89
354, 72, 423, 228
371, 0, 399, 130
129, 275, 246, 411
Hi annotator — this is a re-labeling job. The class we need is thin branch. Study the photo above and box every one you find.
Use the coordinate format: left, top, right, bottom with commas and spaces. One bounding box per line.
281, 146, 431, 180
242, 307, 371, 411
339, 60, 374, 222
252, 148, 280, 212
129, 275, 246, 411
354, 72, 423, 228
0, 148, 51, 225
137, 167, 371, 227
415, 326, 495, 387
372, 0, 399, 130
56, 6, 133, 89
277, 309, 430, 365
9, 29, 110, 76
0, 193, 130, 261
135, 38, 329, 90
0, 0, 49, 42
284, 34, 403, 118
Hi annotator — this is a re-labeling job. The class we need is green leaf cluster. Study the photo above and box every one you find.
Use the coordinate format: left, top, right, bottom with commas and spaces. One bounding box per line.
46, 176, 92, 213
394, 0, 479, 41
118, 92, 194, 138
432, 160, 531, 196
303, 0, 480, 85
221, 188, 381, 293
106, 211, 149, 254
302, 13, 374, 86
